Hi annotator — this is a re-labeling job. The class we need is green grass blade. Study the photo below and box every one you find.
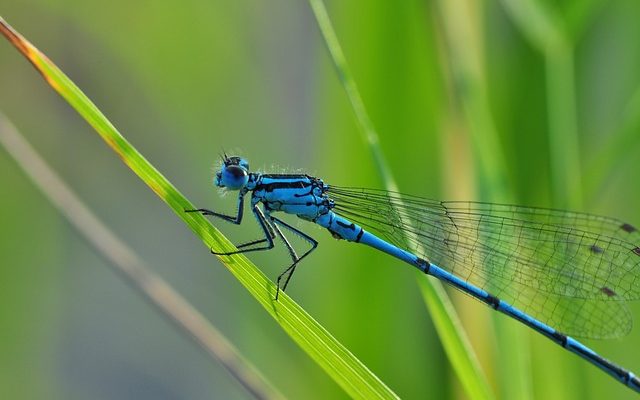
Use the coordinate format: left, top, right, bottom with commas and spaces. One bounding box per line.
0, 113, 285, 400
417, 280, 495, 400
0, 16, 398, 400
307, 2, 494, 399
436, 2, 532, 398
565, 0, 606, 40
499, 2, 585, 398
584, 85, 640, 200
499, 0, 582, 208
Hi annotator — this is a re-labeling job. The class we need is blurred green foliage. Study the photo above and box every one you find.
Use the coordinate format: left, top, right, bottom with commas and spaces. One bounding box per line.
1, 1, 640, 399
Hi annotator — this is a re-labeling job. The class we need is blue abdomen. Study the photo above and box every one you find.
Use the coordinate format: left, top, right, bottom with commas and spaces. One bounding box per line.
315, 211, 422, 268
315, 212, 363, 241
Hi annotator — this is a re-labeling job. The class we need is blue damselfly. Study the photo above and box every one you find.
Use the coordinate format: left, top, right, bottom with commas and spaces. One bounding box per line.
187, 155, 640, 393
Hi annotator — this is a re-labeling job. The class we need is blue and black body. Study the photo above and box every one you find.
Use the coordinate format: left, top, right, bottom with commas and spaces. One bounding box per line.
187, 155, 640, 393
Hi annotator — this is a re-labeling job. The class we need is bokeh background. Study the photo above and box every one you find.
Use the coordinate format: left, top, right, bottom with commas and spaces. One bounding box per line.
2, 1, 640, 399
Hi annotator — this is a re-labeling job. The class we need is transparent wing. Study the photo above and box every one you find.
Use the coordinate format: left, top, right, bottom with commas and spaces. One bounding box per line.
329, 186, 640, 339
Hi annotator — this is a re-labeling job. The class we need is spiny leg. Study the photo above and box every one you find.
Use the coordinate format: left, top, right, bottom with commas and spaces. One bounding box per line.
270, 221, 300, 262
211, 205, 276, 256
185, 191, 246, 224
231, 221, 278, 250
186, 192, 276, 253
271, 216, 318, 300
186, 194, 317, 298
235, 237, 272, 249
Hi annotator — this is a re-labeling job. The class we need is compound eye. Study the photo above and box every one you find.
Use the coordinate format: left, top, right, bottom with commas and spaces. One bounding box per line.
227, 166, 247, 179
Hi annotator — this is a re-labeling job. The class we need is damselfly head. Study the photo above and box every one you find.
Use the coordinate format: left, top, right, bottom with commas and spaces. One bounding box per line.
214, 155, 250, 190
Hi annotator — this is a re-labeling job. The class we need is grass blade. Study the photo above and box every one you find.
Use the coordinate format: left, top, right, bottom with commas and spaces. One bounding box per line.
584, 85, 640, 200
499, 0, 582, 208
0, 113, 284, 400
435, 1, 534, 398
0, 16, 397, 400
498, 2, 586, 398
307, 2, 494, 399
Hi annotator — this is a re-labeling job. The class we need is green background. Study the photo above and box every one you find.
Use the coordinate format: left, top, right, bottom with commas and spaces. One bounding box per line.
1, 1, 640, 399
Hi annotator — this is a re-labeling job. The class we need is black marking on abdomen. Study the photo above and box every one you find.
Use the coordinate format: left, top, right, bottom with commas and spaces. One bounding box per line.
621, 223, 637, 233
633, 247, 640, 256
486, 294, 500, 310
336, 220, 356, 230
417, 258, 430, 273
551, 331, 568, 347
355, 228, 364, 242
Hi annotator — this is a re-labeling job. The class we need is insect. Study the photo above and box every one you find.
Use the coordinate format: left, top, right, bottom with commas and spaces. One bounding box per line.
187, 154, 640, 393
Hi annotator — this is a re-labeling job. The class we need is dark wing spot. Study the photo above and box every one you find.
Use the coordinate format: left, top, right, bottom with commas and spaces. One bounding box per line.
601, 287, 617, 297
633, 247, 640, 256
590, 244, 604, 254
621, 223, 637, 233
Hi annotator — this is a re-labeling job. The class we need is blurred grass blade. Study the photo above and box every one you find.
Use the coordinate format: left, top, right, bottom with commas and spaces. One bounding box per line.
584, 85, 640, 200
485, 1, 582, 398
0, 16, 397, 400
435, 1, 532, 399
0, 113, 284, 400
499, 0, 582, 208
565, 0, 606, 40
307, 2, 494, 399
417, 280, 495, 399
